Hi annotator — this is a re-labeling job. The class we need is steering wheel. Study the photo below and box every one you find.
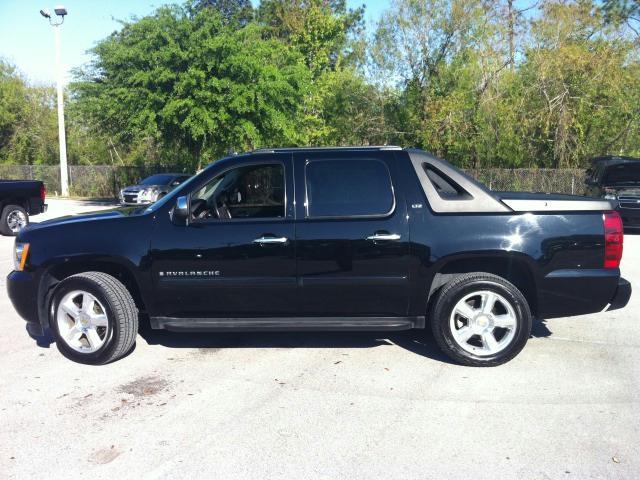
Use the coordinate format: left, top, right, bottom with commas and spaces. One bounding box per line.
190, 199, 208, 219
205, 194, 230, 219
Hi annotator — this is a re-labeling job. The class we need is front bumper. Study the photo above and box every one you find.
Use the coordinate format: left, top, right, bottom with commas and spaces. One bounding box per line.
7, 270, 40, 326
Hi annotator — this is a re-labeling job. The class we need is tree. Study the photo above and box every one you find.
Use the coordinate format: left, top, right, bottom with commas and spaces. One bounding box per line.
371, 0, 640, 168
4, 0, 640, 172
516, 0, 640, 167
601, 0, 640, 36
72, 5, 313, 169
0, 60, 59, 165
189, 0, 253, 26
257, 0, 364, 75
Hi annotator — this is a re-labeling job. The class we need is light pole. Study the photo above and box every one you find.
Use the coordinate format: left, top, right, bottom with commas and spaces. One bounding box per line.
40, 6, 69, 197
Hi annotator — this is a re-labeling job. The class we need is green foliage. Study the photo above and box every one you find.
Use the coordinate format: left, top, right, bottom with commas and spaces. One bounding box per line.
71, 5, 313, 169
0, 60, 58, 165
1, 0, 639, 171
373, 0, 640, 168
189, 0, 254, 26
258, 0, 364, 75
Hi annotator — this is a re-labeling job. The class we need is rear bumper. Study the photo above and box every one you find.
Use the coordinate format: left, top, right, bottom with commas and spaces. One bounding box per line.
608, 278, 631, 311
538, 269, 629, 318
617, 207, 640, 228
617, 208, 640, 228
27, 199, 47, 216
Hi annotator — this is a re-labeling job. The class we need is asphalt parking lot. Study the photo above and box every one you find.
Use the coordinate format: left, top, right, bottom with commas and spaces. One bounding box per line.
1, 199, 639, 480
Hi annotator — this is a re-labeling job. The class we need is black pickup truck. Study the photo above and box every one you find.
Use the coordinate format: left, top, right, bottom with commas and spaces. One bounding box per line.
7, 147, 631, 366
0, 180, 46, 235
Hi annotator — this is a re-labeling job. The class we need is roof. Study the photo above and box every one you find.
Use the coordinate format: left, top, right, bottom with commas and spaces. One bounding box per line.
251, 146, 403, 153
590, 155, 639, 165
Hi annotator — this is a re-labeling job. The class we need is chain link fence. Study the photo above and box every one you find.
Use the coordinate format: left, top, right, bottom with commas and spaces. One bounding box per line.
0, 165, 190, 198
0, 164, 587, 198
462, 168, 586, 195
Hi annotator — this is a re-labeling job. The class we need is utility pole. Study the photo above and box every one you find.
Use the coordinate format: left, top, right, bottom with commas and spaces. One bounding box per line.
507, 0, 515, 70
40, 6, 69, 197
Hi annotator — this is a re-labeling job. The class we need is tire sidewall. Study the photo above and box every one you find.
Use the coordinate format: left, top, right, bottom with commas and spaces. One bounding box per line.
435, 279, 531, 364
50, 277, 121, 365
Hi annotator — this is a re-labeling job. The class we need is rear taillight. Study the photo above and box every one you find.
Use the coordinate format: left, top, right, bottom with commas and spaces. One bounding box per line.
603, 211, 623, 269
40, 184, 46, 202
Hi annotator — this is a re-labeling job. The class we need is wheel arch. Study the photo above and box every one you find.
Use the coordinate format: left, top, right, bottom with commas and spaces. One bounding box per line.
427, 253, 539, 317
38, 258, 146, 327
0, 198, 29, 211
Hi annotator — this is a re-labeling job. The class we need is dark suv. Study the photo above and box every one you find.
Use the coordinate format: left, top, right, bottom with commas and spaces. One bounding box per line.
585, 156, 640, 229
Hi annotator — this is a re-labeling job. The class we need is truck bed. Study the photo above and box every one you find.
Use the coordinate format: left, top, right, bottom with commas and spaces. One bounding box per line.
495, 191, 614, 212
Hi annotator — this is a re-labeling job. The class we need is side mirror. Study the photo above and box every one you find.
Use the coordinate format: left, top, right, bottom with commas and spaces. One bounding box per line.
172, 195, 190, 225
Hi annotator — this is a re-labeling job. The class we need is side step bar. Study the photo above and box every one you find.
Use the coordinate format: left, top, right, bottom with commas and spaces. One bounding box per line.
150, 316, 423, 332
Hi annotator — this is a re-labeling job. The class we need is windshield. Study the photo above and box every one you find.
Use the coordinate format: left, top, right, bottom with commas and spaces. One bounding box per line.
140, 174, 176, 186
603, 163, 640, 185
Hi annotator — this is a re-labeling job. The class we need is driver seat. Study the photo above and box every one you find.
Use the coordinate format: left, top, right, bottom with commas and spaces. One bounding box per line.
218, 203, 232, 219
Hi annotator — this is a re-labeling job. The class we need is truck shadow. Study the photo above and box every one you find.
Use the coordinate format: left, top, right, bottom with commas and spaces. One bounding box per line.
138, 325, 456, 364
27, 318, 552, 365
137, 318, 553, 365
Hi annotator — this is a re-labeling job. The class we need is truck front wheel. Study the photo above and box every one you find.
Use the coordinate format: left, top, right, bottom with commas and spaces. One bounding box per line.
430, 272, 532, 367
50, 272, 138, 365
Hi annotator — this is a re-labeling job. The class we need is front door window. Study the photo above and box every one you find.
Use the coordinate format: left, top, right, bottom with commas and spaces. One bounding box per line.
191, 164, 285, 221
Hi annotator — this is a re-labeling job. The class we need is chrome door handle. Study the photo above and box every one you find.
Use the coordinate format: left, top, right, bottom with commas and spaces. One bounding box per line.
366, 233, 401, 241
253, 236, 289, 245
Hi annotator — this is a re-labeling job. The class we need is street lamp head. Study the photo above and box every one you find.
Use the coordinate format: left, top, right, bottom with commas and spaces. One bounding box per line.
54, 5, 67, 17
39, 8, 51, 18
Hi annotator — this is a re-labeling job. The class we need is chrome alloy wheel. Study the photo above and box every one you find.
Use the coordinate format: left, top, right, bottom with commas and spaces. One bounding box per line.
6, 210, 27, 233
56, 290, 109, 353
449, 290, 518, 356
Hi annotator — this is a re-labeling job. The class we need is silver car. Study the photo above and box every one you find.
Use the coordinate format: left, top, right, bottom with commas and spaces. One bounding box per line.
120, 174, 192, 206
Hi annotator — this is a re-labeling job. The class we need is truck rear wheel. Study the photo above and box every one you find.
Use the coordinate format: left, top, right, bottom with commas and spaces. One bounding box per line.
50, 272, 138, 365
430, 272, 532, 367
0, 204, 28, 235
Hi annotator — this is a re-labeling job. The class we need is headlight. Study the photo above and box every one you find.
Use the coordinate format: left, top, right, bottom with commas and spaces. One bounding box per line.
14, 242, 30, 271
603, 188, 617, 201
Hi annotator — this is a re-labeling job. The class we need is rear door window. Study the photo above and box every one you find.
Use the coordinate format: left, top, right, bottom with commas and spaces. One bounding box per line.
305, 158, 394, 218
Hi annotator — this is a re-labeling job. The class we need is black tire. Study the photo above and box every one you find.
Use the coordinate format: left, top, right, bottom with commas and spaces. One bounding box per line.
430, 272, 532, 367
0, 204, 28, 236
50, 272, 138, 365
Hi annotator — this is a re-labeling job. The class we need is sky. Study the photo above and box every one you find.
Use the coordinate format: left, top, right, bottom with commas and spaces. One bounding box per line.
0, 0, 390, 85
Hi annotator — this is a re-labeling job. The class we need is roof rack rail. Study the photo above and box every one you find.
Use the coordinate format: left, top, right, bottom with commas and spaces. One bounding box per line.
251, 145, 403, 154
